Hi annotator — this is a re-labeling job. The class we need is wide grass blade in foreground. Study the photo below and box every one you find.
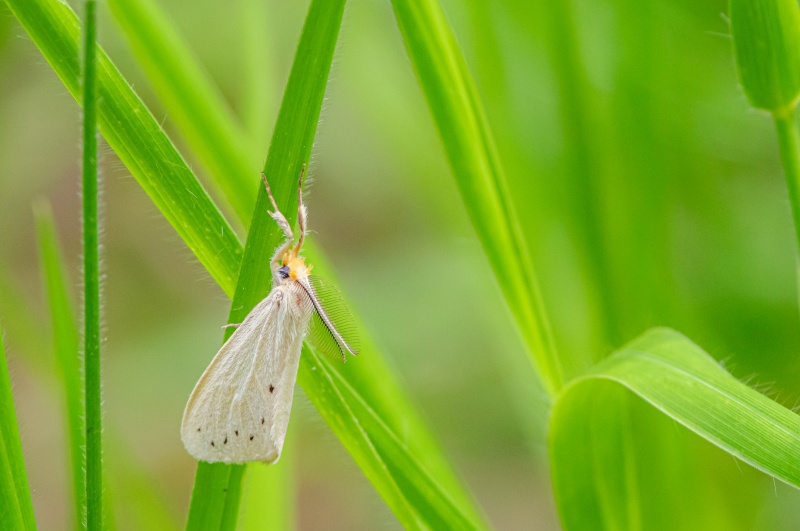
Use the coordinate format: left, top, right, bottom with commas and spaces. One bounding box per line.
549, 328, 800, 529
0, 333, 36, 530
7, 0, 488, 526
390, 0, 565, 396
34, 201, 86, 530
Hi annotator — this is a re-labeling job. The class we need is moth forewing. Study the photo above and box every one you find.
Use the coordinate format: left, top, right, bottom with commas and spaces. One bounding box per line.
180, 281, 313, 464
302, 274, 359, 362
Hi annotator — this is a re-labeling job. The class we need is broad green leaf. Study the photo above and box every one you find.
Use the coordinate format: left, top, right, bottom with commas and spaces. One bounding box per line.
3, 0, 243, 298
7, 0, 487, 527
550, 328, 800, 529
0, 332, 36, 530
33, 200, 86, 531
390, 0, 565, 396
106, 0, 257, 225
730, 0, 800, 113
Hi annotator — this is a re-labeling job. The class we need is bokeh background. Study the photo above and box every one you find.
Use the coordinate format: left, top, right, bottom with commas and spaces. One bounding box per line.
1, 0, 800, 528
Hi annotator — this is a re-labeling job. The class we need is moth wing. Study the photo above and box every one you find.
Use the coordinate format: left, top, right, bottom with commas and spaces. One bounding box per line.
305, 275, 360, 362
180, 288, 307, 464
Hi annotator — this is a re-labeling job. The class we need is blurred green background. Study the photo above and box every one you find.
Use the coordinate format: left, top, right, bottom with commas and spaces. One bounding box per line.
1, 0, 800, 528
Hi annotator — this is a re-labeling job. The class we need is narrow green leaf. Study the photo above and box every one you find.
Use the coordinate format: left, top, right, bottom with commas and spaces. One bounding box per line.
34, 200, 86, 531
3, 0, 243, 297
390, 0, 564, 396
730, 0, 800, 113
550, 328, 800, 529
0, 333, 36, 530
106, 0, 257, 225
81, 0, 103, 527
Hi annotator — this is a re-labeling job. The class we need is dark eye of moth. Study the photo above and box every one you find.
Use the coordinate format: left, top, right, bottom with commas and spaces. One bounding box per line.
278, 265, 290, 279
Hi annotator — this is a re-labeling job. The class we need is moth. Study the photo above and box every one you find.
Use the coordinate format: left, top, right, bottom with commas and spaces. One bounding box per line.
181, 168, 358, 464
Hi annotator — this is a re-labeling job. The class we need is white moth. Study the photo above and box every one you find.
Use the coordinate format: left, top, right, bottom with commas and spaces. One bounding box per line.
181, 170, 358, 464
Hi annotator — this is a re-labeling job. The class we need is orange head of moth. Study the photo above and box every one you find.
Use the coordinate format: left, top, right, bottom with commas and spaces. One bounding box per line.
282, 249, 312, 281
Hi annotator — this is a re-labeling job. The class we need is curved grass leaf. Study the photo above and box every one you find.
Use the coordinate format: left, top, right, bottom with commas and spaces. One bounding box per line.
6, 0, 487, 527
550, 328, 800, 529
390, 0, 565, 396
33, 200, 86, 531
0, 332, 36, 530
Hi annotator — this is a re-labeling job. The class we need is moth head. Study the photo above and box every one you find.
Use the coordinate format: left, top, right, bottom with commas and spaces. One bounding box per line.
281, 250, 312, 281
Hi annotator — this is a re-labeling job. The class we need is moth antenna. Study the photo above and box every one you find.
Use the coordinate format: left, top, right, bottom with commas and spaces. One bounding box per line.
261, 172, 280, 213
261, 172, 294, 242
295, 164, 308, 253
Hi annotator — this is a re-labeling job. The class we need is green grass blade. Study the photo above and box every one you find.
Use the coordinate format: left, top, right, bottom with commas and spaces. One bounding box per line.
550, 328, 800, 529
10, 0, 487, 526
0, 333, 36, 530
390, 0, 564, 396
106, 0, 257, 225
3, 0, 242, 298
81, 0, 102, 527
34, 200, 86, 531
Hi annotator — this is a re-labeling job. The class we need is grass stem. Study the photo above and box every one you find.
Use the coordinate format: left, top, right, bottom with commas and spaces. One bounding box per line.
774, 107, 800, 254
82, 0, 101, 528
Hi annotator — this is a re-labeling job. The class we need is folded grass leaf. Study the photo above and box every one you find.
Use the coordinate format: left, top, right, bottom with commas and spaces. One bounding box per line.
550, 328, 800, 529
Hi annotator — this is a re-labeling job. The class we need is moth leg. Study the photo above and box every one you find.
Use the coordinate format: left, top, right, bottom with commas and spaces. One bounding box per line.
220, 323, 241, 330
261, 173, 294, 268
294, 163, 308, 253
